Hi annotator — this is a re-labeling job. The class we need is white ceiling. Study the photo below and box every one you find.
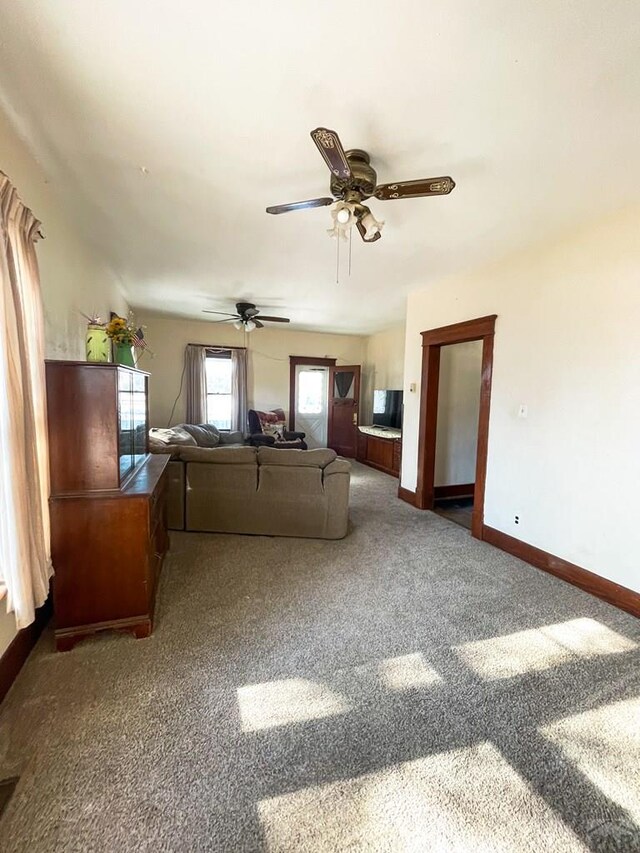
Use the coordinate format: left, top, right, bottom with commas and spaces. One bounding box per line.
1, 1, 639, 334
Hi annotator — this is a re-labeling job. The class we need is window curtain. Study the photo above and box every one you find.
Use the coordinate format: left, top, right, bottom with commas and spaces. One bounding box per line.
0, 172, 53, 629
185, 344, 207, 424
230, 348, 248, 432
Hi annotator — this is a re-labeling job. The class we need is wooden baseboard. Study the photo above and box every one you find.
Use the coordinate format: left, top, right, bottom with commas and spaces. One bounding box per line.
482, 525, 640, 619
0, 597, 52, 705
434, 483, 475, 499
397, 486, 417, 506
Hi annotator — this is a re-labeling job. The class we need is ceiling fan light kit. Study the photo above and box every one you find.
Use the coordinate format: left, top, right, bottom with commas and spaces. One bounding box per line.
266, 126, 456, 246
360, 209, 384, 241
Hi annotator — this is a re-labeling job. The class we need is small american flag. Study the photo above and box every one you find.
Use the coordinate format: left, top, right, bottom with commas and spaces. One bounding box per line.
132, 328, 146, 349
132, 327, 154, 356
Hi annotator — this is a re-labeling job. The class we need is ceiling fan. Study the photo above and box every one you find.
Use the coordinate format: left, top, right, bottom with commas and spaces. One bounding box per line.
266, 127, 456, 242
203, 302, 290, 332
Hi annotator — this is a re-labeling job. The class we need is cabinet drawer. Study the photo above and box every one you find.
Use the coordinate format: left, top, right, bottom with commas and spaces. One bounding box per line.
149, 473, 167, 526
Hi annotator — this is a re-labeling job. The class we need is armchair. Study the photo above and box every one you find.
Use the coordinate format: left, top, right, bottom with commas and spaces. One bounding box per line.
247, 407, 307, 449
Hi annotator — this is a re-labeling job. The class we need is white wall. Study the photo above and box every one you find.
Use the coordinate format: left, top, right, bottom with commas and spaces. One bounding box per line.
362, 323, 406, 424
140, 314, 366, 428
435, 341, 483, 486
401, 206, 640, 594
1, 109, 127, 655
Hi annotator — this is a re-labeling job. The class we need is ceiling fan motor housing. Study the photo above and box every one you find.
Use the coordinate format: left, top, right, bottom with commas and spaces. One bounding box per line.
236, 301, 258, 318
330, 149, 377, 200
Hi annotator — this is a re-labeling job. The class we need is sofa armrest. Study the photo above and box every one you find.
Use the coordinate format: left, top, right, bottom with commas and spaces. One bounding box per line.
283, 430, 306, 440
324, 459, 351, 476
249, 433, 276, 446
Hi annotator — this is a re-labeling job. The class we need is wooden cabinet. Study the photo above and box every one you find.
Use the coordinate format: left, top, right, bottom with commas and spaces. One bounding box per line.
356, 428, 402, 477
45, 361, 169, 651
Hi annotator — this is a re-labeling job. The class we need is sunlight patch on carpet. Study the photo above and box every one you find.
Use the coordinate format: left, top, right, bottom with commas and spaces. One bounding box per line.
237, 678, 350, 732
377, 653, 443, 691
258, 741, 583, 852
454, 618, 635, 680
541, 697, 640, 826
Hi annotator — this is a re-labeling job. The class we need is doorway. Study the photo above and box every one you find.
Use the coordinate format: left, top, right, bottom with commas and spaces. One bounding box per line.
432, 341, 483, 530
289, 356, 336, 449
415, 315, 496, 539
294, 364, 330, 448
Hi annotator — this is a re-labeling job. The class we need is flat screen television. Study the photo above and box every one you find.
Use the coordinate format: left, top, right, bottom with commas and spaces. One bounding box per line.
372, 389, 403, 430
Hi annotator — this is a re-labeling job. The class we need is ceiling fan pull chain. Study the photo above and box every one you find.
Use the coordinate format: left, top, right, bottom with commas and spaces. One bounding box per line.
336, 233, 340, 285
349, 226, 352, 277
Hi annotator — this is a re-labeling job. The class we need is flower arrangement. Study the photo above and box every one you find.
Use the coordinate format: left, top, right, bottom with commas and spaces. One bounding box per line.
106, 313, 137, 345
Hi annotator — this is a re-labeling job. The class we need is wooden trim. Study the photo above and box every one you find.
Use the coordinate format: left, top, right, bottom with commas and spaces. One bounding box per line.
397, 486, 417, 506
471, 332, 495, 538
416, 315, 497, 541
289, 356, 337, 367
434, 483, 475, 499
0, 597, 52, 705
482, 525, 640, 620
416, 345, 440, 509
421, 315, 497, 347
288, 356, 336, 431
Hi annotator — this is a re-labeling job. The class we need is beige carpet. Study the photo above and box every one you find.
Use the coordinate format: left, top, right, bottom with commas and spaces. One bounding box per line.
0, 462, 638, 851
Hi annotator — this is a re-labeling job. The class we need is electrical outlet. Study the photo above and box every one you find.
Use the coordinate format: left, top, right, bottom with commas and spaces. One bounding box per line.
514, 515, 520, 525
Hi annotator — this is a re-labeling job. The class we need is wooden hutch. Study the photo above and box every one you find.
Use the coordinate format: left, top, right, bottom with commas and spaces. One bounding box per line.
45, 361, 169, 651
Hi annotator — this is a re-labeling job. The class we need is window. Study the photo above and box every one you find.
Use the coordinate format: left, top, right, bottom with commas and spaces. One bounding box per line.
298, 369, 325, 414
205, 353, 232, 429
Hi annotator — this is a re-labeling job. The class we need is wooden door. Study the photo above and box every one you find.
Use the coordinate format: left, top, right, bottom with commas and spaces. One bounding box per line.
328, 365, 360, 458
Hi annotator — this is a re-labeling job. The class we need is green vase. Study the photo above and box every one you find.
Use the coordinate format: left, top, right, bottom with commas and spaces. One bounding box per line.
86, 324, 110, 363
114, 342, 135, 367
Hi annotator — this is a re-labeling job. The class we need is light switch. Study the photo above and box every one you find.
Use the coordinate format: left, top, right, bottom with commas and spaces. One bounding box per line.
518, 404, 528, 418
409, 382, 417, 393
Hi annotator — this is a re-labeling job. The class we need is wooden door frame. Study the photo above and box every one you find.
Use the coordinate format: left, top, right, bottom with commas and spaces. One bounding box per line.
415, 315, 497, 539
289, 356, 336, 431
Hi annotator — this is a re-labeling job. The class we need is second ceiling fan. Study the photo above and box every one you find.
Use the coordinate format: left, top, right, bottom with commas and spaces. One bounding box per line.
203, 301, 290, 331
266, 127, 456, 242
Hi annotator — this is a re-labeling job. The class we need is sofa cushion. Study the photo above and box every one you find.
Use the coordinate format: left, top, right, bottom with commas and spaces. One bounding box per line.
177, 423, 221, 447
149, 426, 198, 447
218, 430, 245, 445
257, 447, 337, 468
179, 446, 257, 464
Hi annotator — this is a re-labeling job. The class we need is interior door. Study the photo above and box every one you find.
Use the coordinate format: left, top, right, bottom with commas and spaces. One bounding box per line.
328, 365, 361, 458
294, 365, 329, 448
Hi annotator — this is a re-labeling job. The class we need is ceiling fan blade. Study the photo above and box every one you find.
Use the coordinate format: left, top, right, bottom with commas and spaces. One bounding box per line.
207, 318, 236, 324
258, 316, 290, 323
310, 128, 352, 180
374, 176, 456, 200
253, 320, 264, 329
356, 219, 382, 243
202, 310, 240, 317
266, 197, 333, 215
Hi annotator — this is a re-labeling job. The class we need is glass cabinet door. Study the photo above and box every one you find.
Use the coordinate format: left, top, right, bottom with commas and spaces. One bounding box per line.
118, 369, 134, 481
132, 372, 148, 469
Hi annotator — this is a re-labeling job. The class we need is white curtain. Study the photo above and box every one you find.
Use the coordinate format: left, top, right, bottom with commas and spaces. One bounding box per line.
230, 348, 248, 433
0, 172, 53, 629
185, 344, 207, 424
